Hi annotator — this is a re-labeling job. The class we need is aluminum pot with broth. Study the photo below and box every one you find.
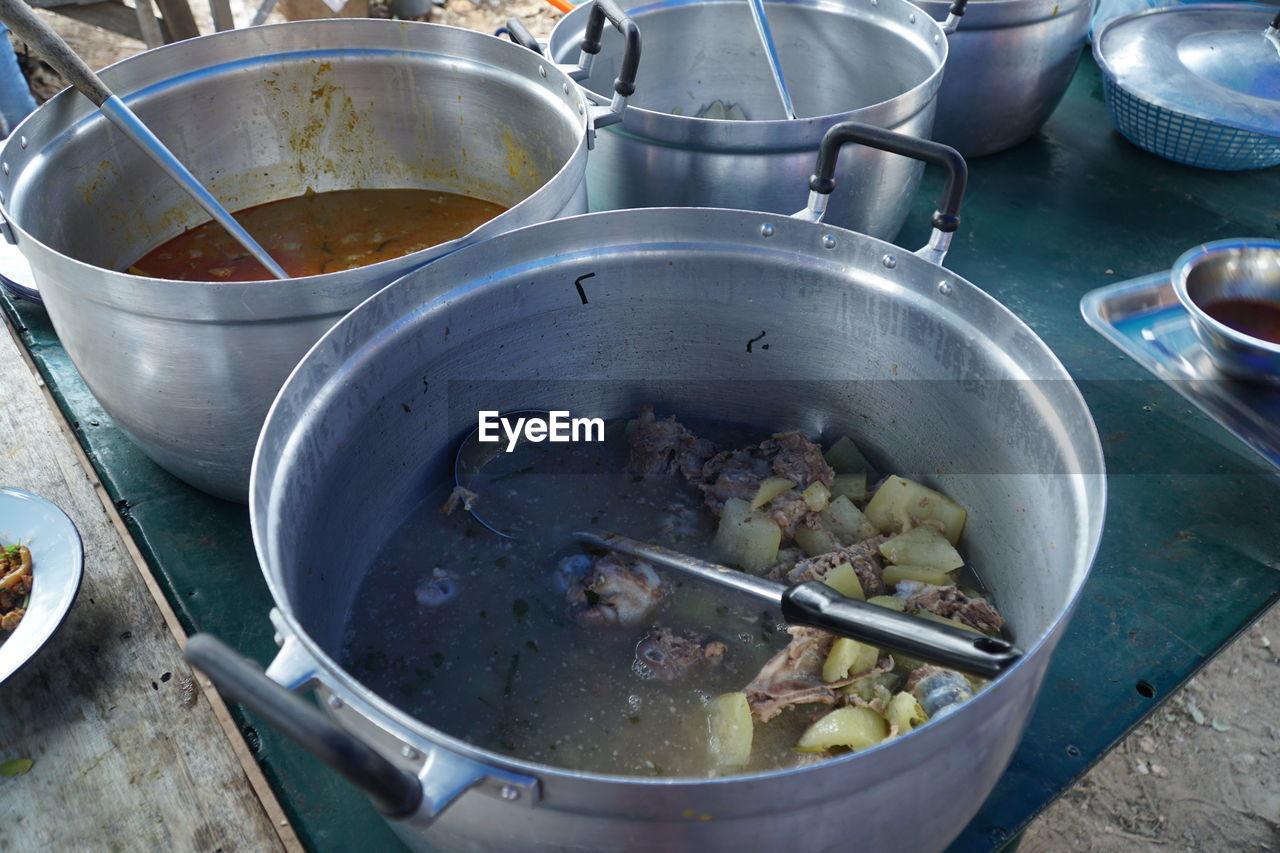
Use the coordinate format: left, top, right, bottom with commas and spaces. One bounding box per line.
0, 15, 639, 500
543, 0, 960, 240
239, 128, 1106, 851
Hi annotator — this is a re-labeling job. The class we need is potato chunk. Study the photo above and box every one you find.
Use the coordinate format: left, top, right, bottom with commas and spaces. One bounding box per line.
879, 526, 964, 571
864, 476, 967, 544
714, 498, 781, 572
796, 706, 888, 752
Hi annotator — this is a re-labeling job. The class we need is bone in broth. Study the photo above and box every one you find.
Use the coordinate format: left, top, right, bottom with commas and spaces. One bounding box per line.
340, 411, 1006, 777
128, 188, 507, 281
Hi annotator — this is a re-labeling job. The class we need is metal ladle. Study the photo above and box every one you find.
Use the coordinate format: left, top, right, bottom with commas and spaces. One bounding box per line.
0, 0, 289, 280
453, 413, 1022, 678
747, 0, 797, 120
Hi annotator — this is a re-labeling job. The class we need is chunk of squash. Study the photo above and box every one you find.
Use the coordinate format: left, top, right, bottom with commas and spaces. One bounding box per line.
794, 523, 841, 558
823, 436, 876, 477
863, 476, 967, 544
883, 564, 957, 589
822, 637, 880, 682
821, 562, 865, 600
796, 706, 888, 752
801, 481, 830, 512
885, 692, 929, 736
822, 496, 878, 543
879, 525, 964, 571
830, 472, 867, 502
866, 595, 906, 611
708, 692, 753, 770
714, 498, 781, 572
751, 477, 797, 509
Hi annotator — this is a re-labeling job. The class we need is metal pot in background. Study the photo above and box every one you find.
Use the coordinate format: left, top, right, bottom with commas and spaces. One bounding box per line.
913, 0, 1092, 157
541, 0, 965, 240
188, 124, 1106, 852
0, 14, 639, 501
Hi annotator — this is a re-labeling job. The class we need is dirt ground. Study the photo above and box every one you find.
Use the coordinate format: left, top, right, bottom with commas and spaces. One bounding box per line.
8, 5, 1280, 852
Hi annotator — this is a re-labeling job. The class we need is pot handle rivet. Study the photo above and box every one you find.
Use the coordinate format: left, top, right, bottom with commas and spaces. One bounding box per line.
760, 223, 775, 237
501, 785, 521, 801
882, 254, 897, 269
938, 280, 953, 296
822, 235, 836, 249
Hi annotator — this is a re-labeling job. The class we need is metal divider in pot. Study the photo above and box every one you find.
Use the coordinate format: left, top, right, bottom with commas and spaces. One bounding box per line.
190, 121, 1105, 852
0, 16, 640, 503
541, 0, 967, 240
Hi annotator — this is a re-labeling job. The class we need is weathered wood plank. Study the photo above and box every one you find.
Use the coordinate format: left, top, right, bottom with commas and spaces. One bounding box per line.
153, 0, 199, 42
40, 0, 150, 43
0, 315, 290, 852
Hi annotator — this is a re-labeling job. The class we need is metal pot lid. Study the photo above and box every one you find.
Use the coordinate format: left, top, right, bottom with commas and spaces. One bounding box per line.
1094, 3, 1280, 136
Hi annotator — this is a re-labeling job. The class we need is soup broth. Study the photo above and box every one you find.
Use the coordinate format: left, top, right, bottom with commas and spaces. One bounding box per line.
341, 416, 999, 777
129, 188, 506, 281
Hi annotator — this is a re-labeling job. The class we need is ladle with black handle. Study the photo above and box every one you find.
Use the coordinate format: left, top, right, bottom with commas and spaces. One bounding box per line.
575, 529, 1021, 680
0, 0, 289, 280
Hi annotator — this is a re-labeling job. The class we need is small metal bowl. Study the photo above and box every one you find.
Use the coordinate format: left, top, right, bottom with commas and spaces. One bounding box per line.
1173, 238, 1280, 384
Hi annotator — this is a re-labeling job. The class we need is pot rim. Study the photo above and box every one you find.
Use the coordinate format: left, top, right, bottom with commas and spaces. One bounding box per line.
0, 19, 591, 310
250, 204, 1109, 789
548, 0, 948, 149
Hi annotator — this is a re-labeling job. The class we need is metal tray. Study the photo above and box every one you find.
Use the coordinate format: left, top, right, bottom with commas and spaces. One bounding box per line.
1082, 271, 1280, 473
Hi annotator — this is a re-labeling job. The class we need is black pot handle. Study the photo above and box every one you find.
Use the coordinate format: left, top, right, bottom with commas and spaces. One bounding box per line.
802, 120, 967, 266
185, 633, 423, 819
501, 18, 545, 57
579, 0, 641, 100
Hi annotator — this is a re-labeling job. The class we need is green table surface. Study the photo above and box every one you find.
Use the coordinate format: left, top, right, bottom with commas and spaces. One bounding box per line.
3, 54, 1279, 851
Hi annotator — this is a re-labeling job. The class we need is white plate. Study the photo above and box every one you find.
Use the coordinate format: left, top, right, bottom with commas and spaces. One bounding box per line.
0, 487, 83, 684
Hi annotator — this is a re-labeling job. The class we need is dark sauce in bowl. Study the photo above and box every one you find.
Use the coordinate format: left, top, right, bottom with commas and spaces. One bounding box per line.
1201, 297, 1280, 345
129, 187, 507, 281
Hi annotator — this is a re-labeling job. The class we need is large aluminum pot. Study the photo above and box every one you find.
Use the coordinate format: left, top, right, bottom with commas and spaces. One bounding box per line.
914, 0, 1092, 157
543, 0, 959, 239
0, 15, 638, 501
205, 125, 1106, 852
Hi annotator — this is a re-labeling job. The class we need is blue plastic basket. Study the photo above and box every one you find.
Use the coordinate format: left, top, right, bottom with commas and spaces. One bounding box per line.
1101, 74, 1280, 171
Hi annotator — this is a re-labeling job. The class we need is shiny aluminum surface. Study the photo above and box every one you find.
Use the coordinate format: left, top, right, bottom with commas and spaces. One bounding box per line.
252, 206, 1105, 851
1095, 4, 1280, 135
913, 0, 1092, 157
546, 0, 948, 238
0, 20, 593, 501
1174, 238, 1280, 383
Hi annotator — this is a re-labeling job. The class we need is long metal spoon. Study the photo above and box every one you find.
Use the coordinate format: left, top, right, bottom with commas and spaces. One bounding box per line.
746, 0, 797, 120
575, 528, 1022, 679
0, 0, 289, 280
